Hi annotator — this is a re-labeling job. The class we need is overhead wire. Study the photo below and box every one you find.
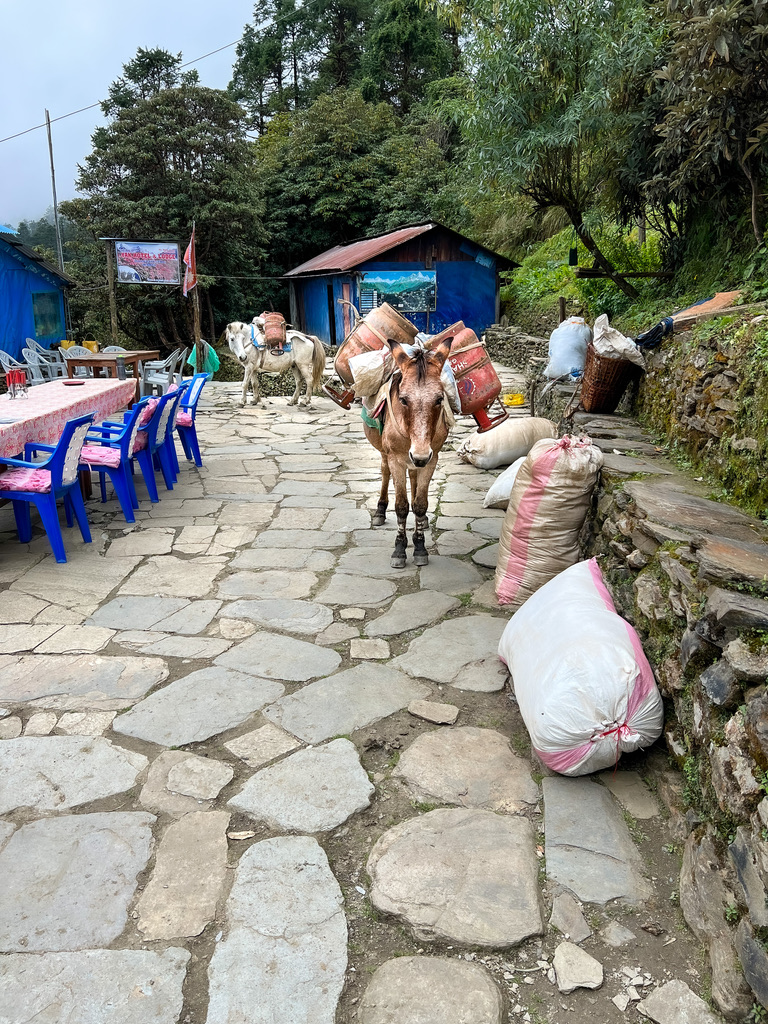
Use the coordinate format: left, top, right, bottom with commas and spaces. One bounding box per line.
0, 0, 323, 147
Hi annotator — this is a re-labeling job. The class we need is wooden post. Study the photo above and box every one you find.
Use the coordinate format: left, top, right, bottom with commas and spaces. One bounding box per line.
105, 241, 119, 348
193, 286, 203, 373
558, 296, 567, 324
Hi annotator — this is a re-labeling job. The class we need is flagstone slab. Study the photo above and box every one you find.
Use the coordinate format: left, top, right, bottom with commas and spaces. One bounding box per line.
316, 622, 360, 645
10, 552, 141, 613
151, 600, 222, 635
113, 668, 284, 747
0, 812, 155, 951
206, 836, 346, 1024
269, 507, 330, 530
472, 543, 499, 568
88, 597, 189, 631
24, 711, 58, 735
336, 547, 418, 578
0, 737, 148, 814
119, 556, 227, 598
229, 738, 373, 832
264, 663, 429, 744
140, 751, 219, 817
0, 623, 61, 653
273, 480, 346, 496
324, 507, 372, 532
0, 654, 169, 710
253, 529, 347, 549
139, 636, 232, 660
368, 808, 543, 946
366, 590, 459, 637
315, 573, 396, 608
393, 615, 506, 685
225, 722, 301, 768
34, 624, 115, 655
166, 755, 234, 799
217, 570, 318, 600
395, 727, 539, 813
107, 529, 176, 557
137, 811, 230, 940
543, 777, 652, 903
222, 599, 333, 636
418, 556, 484, 595
0, 947, 190, 1024
0, 591, 48, 624
216, 631, 341, 682
470, 518, 503, 540
359, 956, 503, 1024
56, 710, 116, 736
232, 547, 336, 571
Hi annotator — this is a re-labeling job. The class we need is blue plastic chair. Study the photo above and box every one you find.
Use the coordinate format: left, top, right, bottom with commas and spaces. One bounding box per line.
78, 397, 153, 523
157, 380, 191, 487
175, 373, 209, 468
0, 413, 94, 563
101, 391, 174, 504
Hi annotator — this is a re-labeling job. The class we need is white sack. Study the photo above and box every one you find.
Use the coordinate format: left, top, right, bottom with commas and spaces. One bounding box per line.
350, 348, 393, 397
456, 417, 557, 470
495, 435, 603, 607
544, 317, 592, 378
592, 313, 645, 368
483, 457, 526, 509
498, 558, 663, 775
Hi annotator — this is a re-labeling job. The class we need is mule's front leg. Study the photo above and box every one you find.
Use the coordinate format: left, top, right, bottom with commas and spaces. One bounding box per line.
241, 367, 250, 407
390, 464, 409, 568
411, 464, 436, 565
372, 456, 390, 527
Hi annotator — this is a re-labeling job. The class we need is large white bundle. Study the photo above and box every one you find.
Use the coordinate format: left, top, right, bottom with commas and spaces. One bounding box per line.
592, 314, 645, 368
456, 417, 557, 470
498, 558, 663, 775
349, 349, 393, 397
495, 435, 603, 607
483, 457, 526, 509
544, 317, 592, 378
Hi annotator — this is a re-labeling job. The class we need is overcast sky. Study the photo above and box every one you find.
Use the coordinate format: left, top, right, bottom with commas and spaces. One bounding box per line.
0, 0, 253, 227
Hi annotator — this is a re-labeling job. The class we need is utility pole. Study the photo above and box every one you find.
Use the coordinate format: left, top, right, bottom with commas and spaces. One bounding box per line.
45, 110, 65, 274
105, 241, 120, 348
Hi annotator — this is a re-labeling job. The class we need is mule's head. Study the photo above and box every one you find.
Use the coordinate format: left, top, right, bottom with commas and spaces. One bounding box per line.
225, 321, 251, 364
389, 338, 452, 467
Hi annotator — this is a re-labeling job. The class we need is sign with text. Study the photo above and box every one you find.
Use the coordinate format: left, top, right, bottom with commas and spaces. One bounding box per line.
115, 241, 180, 285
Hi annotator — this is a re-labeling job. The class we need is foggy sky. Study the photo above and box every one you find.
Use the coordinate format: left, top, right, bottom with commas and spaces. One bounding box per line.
0, 0, 253, 227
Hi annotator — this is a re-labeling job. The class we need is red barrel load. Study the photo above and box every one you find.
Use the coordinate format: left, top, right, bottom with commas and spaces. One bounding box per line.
430, 321, 508, 433
261, 311, 287, 349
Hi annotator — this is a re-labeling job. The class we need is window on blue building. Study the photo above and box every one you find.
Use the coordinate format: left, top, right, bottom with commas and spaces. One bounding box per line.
32, 292, 63, 338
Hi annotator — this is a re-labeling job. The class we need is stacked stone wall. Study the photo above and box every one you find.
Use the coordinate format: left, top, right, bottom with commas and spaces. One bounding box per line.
484, 325, 548, 372
584, 474, 768, 1017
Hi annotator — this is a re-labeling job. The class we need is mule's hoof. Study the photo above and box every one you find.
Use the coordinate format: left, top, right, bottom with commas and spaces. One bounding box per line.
372, 514, 386, 527
390, 553, 407, 569
413, 551, 429, 566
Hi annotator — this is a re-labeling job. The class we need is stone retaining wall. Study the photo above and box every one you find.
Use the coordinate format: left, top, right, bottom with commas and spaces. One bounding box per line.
484, 325, 548, 372
584, 472, 768, 1017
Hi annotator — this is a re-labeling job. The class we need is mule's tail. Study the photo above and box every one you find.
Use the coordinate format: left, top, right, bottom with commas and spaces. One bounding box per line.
310, 335, 326, 392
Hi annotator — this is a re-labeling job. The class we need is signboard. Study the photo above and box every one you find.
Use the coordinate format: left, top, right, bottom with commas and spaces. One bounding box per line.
360, 270, 436, 312
115, 241, 180, 285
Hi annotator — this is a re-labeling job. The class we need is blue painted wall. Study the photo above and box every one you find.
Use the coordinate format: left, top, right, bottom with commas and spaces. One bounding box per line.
293, 259, 497, 345
0, 240, 67, 360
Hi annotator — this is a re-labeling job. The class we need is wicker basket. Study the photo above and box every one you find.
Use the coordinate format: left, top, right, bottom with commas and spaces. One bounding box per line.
581, 343, 635, 414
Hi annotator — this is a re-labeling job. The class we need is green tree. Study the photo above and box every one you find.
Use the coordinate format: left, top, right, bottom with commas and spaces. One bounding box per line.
102, 47, 199, 115
429, 0, 660, 298
359, 0, 458, 112
654, 0, 768, 245
62, 51, 265, 346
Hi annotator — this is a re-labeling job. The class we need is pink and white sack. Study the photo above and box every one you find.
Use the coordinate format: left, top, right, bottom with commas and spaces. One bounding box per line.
498, 558, 663, 776
495, 435, 603, 608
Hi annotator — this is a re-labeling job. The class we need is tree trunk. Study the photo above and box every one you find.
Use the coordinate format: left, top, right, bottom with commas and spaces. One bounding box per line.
150, 309, 170, 350
742, 160, 763, 246
166, 309, 184, 348
571, 214, 640, 300
205, 289, 216, 344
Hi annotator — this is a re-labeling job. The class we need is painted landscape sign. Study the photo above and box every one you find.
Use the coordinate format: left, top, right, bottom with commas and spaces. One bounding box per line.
360, 270, 436, 312
115, 241, 180, 285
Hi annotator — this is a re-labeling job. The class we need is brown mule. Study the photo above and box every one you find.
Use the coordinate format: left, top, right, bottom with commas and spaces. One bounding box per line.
363, 338, 452, 567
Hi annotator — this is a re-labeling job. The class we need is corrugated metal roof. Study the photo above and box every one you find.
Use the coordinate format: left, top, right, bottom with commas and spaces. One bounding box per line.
285, 223, 438, 276
0, 232, 76, 286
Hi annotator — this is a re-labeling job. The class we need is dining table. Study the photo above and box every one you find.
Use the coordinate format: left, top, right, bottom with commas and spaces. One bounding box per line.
0, 378, 137, 460
65, 349, 160, 402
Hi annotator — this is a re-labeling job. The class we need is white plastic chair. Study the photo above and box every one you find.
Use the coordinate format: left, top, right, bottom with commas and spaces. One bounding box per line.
103, 346, 127, 352
23, 348, 60, 383
1, 348, 44, 386
63, 345, 95, 378
140, 349, 183, 396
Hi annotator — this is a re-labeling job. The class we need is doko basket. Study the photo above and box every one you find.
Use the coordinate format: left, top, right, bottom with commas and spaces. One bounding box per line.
580, 343, 635, 414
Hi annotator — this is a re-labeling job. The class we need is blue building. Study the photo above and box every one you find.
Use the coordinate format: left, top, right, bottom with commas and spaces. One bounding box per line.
0, 231, 73, 361
284, 222, 517, 346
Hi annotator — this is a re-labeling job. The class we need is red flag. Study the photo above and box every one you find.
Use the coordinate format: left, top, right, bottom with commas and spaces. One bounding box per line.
182, 227, 197, 296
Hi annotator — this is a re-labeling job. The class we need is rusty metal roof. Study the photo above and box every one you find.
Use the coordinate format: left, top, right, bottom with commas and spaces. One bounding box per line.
284, 222, 518, 277
285, 223, 436, 277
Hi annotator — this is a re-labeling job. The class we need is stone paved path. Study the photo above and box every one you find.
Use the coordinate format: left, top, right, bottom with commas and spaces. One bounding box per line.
0, 381, 720, 1023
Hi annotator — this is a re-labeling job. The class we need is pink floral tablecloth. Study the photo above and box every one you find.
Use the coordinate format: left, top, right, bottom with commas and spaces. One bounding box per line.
0, 379, 137, 458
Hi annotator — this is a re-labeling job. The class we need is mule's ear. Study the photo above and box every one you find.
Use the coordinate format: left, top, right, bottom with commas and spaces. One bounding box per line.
387, 339, 411, 371
429, 336, 453, 368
